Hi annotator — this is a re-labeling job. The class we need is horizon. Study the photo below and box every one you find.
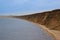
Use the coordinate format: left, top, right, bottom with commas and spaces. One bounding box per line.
0, 0, 60, 15
0, 9, 60, 16
0, 9, 58, 16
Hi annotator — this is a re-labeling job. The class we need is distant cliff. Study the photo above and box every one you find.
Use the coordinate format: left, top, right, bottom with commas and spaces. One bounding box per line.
14, 9, 60, 31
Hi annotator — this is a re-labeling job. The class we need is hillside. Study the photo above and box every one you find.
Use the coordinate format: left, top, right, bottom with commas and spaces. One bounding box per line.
14, 9, 60, 31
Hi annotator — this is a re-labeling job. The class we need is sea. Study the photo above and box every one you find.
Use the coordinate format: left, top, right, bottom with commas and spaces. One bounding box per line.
0, 18, 54, 40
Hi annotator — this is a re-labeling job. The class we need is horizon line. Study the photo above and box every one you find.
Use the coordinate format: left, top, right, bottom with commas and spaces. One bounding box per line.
0, 8, 59, 16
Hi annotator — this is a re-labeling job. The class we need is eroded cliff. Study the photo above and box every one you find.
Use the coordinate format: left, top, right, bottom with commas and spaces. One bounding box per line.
14, 9, 60, 31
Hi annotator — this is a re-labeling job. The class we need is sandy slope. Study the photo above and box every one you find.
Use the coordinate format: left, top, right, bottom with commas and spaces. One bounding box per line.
13, 9, 60, 31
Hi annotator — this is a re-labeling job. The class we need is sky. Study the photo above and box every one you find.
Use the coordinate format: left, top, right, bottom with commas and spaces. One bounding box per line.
0, 0, 60, 15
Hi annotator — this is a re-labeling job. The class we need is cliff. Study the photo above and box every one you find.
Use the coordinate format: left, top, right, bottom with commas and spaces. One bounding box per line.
14, 9, 60, 31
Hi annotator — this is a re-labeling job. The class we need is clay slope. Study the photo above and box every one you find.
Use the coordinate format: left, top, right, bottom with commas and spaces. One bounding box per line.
14, 9, 60, 31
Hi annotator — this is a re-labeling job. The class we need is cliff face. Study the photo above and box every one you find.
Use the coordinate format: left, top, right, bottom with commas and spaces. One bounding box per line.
14, 9, 60, 31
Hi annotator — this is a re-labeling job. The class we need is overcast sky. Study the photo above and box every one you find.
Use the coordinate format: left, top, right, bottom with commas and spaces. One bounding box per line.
0, 0, 60, 15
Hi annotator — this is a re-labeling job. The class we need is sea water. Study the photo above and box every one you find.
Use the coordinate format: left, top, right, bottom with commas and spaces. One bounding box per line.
0, 18, 54, 40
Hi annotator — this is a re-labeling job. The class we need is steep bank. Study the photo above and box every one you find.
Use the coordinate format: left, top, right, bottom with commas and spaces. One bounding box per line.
14, 9, 60, 31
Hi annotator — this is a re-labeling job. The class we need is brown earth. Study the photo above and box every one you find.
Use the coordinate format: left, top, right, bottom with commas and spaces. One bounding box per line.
14, 9, 60, 31
0, 9, 60, 40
